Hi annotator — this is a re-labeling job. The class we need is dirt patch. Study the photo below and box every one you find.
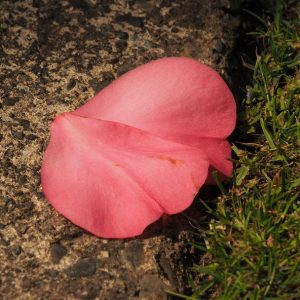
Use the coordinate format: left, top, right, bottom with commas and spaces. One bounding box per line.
1, 0, 244, 299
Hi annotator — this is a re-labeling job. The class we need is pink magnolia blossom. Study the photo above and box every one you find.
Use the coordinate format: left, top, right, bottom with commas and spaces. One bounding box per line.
41, 57, 236, 238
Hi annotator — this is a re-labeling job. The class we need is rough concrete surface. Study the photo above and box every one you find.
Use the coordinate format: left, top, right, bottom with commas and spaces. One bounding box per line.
0, 0, 242, 299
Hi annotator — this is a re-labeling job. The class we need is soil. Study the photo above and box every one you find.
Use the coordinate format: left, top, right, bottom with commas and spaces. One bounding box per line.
0, 0, 247, 299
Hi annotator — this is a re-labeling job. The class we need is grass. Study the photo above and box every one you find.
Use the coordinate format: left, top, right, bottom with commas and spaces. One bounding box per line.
170, 1, 300, 299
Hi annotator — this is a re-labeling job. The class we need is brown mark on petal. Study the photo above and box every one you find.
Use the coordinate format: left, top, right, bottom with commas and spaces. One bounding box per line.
113, 162, 122, 168
190, 173, 199, 192
149, 155, 184, 166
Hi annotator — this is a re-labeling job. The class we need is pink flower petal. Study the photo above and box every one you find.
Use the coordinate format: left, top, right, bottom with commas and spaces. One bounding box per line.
41, 57, 236, 238
41, 113, 209, 238
177, 136, 233, 183
76, 57, 235, 138
75, 57, 236, 178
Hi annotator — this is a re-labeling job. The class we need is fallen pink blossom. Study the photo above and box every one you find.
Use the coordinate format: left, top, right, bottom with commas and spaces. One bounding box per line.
41, 57, 236, 238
